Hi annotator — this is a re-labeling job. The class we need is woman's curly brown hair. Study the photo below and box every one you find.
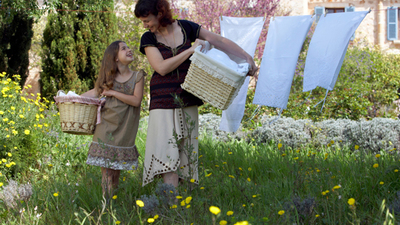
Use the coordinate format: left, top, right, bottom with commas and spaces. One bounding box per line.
134, 0, 175, 27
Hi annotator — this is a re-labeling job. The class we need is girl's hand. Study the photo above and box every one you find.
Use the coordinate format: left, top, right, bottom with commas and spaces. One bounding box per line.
101, 89, 115, 97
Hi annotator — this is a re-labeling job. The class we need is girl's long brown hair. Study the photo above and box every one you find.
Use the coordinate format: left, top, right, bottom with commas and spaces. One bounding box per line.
95, 41, 123, 95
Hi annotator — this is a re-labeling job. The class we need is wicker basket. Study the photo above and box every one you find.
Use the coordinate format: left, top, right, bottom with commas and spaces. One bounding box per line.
54, 91, 103, 135
181, 44, 248, 110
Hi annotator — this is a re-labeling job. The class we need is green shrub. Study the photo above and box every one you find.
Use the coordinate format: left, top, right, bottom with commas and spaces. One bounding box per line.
0, 0, 38, 86
40, 0, 118, 99
0, 72, 59, 177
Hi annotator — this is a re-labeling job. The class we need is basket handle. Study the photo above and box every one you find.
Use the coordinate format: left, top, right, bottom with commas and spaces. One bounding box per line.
57, 90, 66, 97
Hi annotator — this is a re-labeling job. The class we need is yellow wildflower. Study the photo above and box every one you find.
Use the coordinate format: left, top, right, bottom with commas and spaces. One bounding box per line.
348, 198, 355, 206
112, 195, 117, 199
375, 154, 381, 158
209, 206, 221, 215
185, 196, 192, 204
53, 192, 59, 197
373, 163, 379, 168
24, 130, 30, 135
234, 222, 249, 225
227, 211, 234, 216
355, 145, 359, 150
147, 218, 155, 223
278, 210, 285, 215
219, 220, 228, 225
136, 200, 144, 207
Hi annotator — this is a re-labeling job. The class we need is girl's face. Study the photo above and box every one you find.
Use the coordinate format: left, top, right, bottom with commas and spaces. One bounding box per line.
116, 42, 133, 64
138, 13, 160, 33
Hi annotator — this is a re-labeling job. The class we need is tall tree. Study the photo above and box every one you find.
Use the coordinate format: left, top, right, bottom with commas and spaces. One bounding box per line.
0, 0, 39, 85
41, 0, 117, 99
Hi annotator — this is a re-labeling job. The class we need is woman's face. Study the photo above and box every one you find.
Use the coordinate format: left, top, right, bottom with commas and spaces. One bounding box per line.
138, 13, 160, 33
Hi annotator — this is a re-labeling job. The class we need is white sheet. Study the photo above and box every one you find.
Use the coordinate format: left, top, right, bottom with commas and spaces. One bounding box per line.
218, 16, 265, 132
253, 15, 314, 109
303, 11, 369, 92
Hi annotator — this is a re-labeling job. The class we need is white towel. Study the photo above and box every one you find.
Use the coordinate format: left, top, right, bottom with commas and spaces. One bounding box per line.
205, 48, 250, 74
218, 16, 265, 132
303, 11, 369, 92
253, 15, 313, 109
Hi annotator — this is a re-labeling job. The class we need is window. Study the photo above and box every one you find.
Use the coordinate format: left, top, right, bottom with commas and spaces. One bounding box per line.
387, 6, 398, 40
314, 6, 356, 40
326, 8, 345, 14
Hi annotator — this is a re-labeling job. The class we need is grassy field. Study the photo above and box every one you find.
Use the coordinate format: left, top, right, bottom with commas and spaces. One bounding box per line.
1, 123, 400, 224
1, 73, 400, 224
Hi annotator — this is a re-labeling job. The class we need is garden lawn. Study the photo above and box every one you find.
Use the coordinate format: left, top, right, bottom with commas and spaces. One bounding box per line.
0, 72, 399, 224
1, 124, 400, 224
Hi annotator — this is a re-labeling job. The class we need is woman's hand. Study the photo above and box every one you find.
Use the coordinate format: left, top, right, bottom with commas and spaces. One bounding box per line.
190, 39, 207, 53
246, 57, 258, 77
101, 89, 115, 97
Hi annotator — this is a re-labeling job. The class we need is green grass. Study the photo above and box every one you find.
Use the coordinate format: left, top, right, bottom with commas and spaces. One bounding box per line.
1, 125, 400, 224
1, 73, 400, 224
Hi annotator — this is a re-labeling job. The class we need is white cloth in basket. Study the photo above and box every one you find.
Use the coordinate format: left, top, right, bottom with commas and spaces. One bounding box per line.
253, 15, 314, 109
190, 44, 248, 88
205, 49, 249, 74
218, 16, 265, 132
303, 11, 369, 92
57, 90, 80, 97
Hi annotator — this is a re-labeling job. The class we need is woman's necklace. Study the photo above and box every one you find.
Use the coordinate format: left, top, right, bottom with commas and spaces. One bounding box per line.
160, 26, 180, 79
160, 27, 177, 56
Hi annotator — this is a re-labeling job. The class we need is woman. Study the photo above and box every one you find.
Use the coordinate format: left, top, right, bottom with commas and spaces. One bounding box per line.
134, 0, 257, 188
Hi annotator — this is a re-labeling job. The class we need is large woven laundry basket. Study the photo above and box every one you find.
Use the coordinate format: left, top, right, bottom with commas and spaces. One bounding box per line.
181, 43, 248, 110
54, 91, 105, 135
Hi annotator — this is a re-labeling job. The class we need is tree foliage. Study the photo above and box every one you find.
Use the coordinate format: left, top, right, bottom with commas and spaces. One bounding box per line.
0, 0, 39, 85
40, 0, 117, 99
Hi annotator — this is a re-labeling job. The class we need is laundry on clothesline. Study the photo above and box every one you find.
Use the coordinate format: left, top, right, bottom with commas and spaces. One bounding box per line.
303, 11, 369, 91
253, 15, 314, 111
218, 16, 265, 132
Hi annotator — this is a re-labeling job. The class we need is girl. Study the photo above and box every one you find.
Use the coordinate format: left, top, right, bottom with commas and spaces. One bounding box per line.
134, 0, 257, 188
81, 41, 145, 196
